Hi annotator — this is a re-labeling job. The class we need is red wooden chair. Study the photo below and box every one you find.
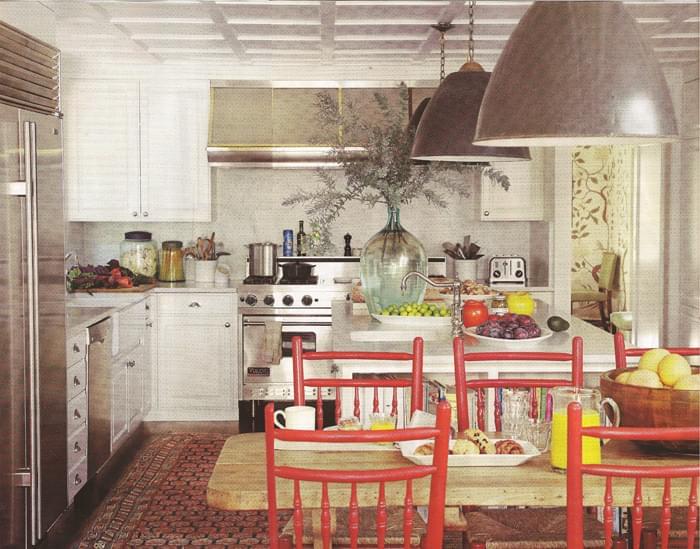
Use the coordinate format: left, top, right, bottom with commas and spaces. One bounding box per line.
454, 336, 606, 548
292, 335, 425, 429
265, 400, 452, 549
567, 400, 700, 549
613, 331, 700, 370
453, 335, 584, 433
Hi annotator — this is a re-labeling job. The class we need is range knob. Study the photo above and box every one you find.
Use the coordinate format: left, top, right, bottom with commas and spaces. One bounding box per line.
245, 294, 258, 306
282, 295, 294, 306
301, 295, 313, 306
492, 270, 501, 279
263, 295, 275, 306
515, 270, 524, 278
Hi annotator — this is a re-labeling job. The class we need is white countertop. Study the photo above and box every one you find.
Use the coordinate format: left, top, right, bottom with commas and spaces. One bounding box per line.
331, 301, 617, 374
65, 281, 238, 334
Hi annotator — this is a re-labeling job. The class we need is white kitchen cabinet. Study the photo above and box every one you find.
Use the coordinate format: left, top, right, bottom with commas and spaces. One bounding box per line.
150, 292, 237, 421
480, 148, 544, 221
127, 347, 145, 431
110, 357, 129, 452
64, 79, 210, 222
64, 80, 141, 221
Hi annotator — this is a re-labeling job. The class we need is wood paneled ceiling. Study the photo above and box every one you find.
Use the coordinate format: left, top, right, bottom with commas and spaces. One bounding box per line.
46, 0, 700, 69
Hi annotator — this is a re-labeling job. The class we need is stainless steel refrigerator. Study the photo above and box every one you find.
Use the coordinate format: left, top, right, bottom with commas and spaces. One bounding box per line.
0, 24, 66, 547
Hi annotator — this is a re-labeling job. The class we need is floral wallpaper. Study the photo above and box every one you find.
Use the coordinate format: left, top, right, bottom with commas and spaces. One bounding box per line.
571, 146, 634, 320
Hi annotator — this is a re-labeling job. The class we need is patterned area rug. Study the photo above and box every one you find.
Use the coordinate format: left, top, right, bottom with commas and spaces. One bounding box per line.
77, 433, 284, 548
76, 433, 463, 548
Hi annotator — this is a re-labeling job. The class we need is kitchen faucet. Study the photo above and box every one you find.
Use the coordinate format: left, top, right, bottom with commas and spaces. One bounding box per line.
400, 271, 463, 338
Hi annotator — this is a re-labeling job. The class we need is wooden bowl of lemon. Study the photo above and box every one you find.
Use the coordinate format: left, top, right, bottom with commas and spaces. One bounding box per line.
599, 350, 699, 455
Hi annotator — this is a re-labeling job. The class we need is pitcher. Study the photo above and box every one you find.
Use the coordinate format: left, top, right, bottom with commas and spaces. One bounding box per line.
550, 387, 620, 471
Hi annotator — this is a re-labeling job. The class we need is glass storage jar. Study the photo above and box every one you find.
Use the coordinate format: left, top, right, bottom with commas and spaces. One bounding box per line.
158, 240, 185, 282
119, 231, 158, 278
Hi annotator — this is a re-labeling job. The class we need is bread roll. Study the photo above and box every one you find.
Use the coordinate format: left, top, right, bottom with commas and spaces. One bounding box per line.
452, 439, 480, 455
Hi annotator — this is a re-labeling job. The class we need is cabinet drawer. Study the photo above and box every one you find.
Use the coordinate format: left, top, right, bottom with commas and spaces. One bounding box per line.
118, 300, 147, 355
67, 425, 88, 471
66, 331, 87, 367
66, 391, 87, 437
67, 457, 88, 503
157, 293, 234, 316
66, 360, 87, 402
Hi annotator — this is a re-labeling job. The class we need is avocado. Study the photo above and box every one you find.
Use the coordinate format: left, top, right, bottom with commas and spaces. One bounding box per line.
547, 315, 570, 332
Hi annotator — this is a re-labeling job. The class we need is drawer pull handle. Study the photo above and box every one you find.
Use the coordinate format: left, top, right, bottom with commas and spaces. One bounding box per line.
143, 211, 149, 217
73, 376, 81, 387
73, 441, 81, 453
145, 321, 153, 327
73, 409, 81, 420
483, 210, 490, 217
224, 322, 231, 328
132, 211, 138, 217
127, 360, 135, 368
189, 302, 201, 308
145, 304, 150, 311
74, 474, 82, 486
72, 343, 80, 353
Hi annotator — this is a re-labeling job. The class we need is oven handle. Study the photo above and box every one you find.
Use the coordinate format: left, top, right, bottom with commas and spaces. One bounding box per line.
243, 320, 332, 327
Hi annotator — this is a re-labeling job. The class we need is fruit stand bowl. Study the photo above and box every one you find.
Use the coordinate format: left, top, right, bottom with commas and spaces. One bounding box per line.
599, 367, 700, 455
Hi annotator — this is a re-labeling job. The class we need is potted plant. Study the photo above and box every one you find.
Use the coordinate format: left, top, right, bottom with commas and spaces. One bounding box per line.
283, 84, 510, 313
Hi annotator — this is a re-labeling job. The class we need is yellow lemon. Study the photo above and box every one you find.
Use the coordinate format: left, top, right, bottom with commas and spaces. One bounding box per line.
657, 354, 692, 387
637, 348, 670, 373
673, 374, 700, 391
615, 371, 631, 384
626, 368, 664, 389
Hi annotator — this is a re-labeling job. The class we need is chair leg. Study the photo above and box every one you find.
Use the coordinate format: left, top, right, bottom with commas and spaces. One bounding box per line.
598, 301, 608, 331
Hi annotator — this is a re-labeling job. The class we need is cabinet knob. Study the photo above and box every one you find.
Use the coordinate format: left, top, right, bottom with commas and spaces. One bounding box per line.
73, 441, 81, 453
73, 409, 81, 420
72, 343, 80, 353
189, 302, 201, 308
143, 211, 149, 217
145, 321, 153, 327
483, 210, 490, 217
132, 211, 138, 217
224, 322, 231, 328
73, 376, 81, 387
145, 303, 150, 311
74, 473, 82, 486
127, 360, 135, 368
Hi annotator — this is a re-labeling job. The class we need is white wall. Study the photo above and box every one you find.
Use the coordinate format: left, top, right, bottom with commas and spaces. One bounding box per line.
0, 2, 56, 46
70, 167, 544, 282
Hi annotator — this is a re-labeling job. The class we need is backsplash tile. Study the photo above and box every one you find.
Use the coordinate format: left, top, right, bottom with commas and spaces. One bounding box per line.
70, 168, 543, 282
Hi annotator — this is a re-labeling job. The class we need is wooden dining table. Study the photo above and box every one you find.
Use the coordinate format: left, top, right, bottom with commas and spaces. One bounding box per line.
207, 433, 698, 513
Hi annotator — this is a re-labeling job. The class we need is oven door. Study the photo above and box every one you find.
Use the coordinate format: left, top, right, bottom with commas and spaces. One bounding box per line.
242, 314, 333, 389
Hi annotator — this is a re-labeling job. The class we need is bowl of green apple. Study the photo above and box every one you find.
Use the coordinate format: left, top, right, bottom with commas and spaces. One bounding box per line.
372, 301, 452, 327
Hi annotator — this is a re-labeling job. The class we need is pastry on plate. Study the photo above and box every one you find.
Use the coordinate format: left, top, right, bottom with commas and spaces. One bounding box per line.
495, 439, 525, 455
414, 443, 434, 456
452, 439, 480, 455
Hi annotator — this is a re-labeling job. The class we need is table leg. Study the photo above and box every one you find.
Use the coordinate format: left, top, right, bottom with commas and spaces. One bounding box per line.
312, 508, 337, 549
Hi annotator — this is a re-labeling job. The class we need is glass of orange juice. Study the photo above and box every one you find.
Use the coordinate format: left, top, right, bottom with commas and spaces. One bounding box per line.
368, 413, 396, 431
549, 387, 620, 471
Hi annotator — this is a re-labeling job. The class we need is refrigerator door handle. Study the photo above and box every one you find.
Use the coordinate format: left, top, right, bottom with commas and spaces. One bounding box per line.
20, 121, 42, 542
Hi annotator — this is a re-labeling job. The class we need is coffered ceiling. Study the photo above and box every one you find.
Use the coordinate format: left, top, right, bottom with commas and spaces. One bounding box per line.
44, 0, 699, 72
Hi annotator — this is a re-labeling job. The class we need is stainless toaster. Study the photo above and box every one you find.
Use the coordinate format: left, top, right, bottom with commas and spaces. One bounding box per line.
488, 256, 527, 286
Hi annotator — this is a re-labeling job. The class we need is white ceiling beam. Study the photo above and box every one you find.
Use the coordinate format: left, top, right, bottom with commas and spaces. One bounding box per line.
319, 1, 336, 64
206, 2, 247, 62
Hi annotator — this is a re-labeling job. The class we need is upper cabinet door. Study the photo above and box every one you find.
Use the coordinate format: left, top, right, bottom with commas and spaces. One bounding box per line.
480, 148, 545, 221
64, 80, 141, 221
139, 81, 211, 222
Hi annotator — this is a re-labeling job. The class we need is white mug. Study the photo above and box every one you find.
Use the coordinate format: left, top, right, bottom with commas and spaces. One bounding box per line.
273, 406, 315, 430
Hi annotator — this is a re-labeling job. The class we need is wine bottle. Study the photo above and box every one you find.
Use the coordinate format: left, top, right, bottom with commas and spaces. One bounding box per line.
297, 221, 307, 256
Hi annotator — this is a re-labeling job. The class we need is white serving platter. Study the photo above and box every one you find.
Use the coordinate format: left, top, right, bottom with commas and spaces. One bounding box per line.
400, 438, 540, 467
464, 326, 554, 345
371, 313, 452, 327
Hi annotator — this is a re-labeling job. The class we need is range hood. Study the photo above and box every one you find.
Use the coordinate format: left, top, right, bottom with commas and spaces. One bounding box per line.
206, 80, 433, 168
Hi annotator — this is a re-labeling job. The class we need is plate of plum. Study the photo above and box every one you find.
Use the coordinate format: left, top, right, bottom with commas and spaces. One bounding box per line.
465, 313, 553, 344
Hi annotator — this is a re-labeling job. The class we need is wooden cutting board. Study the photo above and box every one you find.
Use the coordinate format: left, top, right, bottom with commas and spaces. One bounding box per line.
70, 283, 156, 293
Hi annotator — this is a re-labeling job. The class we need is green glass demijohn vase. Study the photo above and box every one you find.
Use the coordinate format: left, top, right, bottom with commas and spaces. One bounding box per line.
360, 206, 427, 314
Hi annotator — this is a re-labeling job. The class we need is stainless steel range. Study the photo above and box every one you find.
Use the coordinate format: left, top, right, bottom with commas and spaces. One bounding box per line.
237, 258, 352, 431
236, 256, 446, 431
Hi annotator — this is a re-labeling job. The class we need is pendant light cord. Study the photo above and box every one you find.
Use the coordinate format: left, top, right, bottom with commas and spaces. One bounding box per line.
439, 29, 446, 81
468, 0, 475, 64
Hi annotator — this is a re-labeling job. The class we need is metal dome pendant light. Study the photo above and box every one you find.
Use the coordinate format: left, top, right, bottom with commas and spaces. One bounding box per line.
474, 1, 678, 146
411, 2, 530, 162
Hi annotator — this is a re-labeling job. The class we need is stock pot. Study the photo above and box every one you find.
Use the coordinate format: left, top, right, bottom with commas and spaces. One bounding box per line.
246, 242, 278, 277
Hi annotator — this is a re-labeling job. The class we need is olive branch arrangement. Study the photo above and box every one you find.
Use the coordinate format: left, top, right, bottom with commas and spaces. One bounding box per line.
283, 84, 510, 254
